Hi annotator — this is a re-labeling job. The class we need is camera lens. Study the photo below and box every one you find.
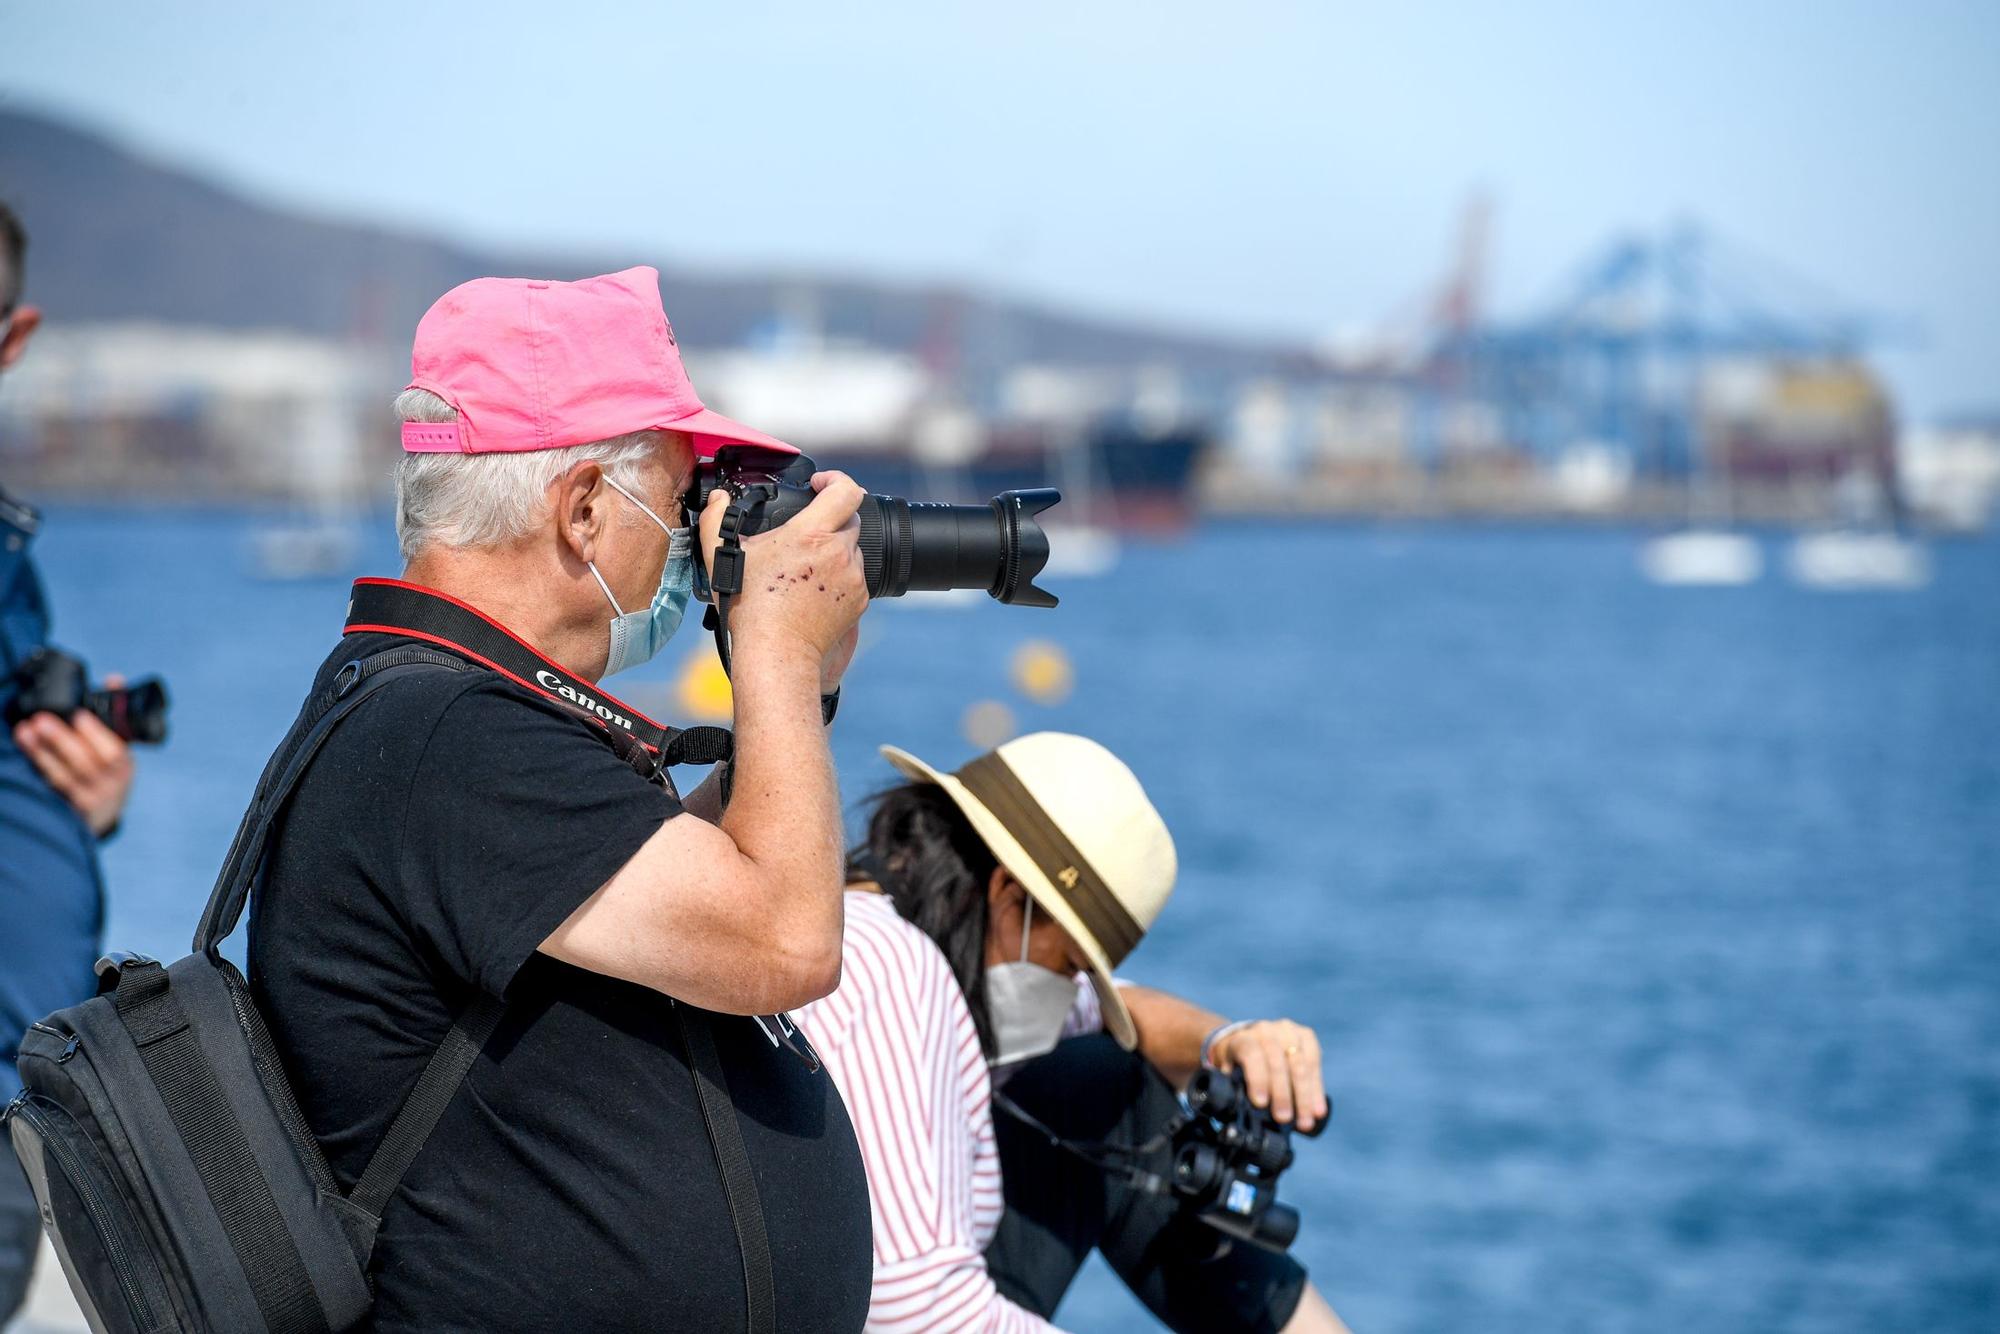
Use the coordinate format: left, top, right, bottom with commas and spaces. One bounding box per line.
86, 678, 170, 745
687, 449, 1061, 608
857, 490, 1059, 606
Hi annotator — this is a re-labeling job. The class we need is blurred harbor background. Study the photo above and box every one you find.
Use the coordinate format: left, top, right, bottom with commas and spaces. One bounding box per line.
5, 2, 1999, 1331
3, 103, 1998, 546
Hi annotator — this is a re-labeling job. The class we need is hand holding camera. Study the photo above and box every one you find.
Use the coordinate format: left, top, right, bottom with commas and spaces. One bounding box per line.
6, 646, 166, 837
10, 676, 138, 837
697, 469, 870, 689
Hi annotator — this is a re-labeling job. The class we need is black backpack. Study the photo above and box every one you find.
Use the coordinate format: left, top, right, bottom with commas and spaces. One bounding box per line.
3, 645, 502, 1333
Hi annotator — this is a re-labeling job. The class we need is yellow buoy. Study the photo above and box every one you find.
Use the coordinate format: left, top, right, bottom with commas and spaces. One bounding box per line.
674, 647, 734, 722
1009, 640, 1075, 706
961, 699, 1017, 751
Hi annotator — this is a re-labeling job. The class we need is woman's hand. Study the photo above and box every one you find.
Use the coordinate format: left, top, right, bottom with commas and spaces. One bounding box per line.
1213, 1018, 1328, 1132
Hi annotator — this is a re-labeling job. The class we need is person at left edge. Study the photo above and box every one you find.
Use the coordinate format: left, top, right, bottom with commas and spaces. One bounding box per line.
0, 198, 139, 1326
248, 267, 872, 1332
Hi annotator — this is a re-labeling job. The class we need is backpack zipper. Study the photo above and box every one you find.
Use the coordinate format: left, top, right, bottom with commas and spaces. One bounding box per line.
26, 1022, 77, 1062
221, 966, 340, 1196
11, 1096, 164, 1328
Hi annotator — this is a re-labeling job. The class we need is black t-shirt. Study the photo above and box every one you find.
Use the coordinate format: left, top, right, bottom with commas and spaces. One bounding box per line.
248, 633, 871, 1333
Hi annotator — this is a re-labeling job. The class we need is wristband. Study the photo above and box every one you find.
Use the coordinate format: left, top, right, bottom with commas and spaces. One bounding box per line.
1199, 1020, 1250, 1071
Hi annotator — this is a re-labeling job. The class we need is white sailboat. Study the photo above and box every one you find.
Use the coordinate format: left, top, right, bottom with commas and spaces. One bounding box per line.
1039, 424, 1121, 581
1639, 529, 1764, 586
1640, 395, 1762, 586
1786, 530, 1931, 590
1640, 460, 1763, 587
248, 394, 362, 580
1784, 470, 1932, 591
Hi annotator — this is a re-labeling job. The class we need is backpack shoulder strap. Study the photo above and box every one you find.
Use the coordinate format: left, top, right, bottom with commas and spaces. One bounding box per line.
676, 1003, 777, 1334
192, 645, 472, 954
347, 990, 505, 1220
192, 643, 510, 1231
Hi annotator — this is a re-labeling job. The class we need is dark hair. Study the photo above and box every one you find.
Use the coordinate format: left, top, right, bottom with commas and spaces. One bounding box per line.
848, 782, 1001, 1055
0, 201, 24, 315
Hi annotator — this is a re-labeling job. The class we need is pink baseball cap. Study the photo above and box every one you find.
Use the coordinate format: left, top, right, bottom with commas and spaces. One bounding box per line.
400, 265, 796, 458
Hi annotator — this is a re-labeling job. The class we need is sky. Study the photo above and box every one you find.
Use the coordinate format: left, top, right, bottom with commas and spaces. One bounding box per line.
3, 0, 1997, 419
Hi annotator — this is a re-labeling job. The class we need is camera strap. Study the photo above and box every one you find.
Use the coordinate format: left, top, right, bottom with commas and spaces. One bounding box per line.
699, 491, 839, 730
992, 1088, 1185, 1184
699, 486, 770, 683
344, 578, 734, 786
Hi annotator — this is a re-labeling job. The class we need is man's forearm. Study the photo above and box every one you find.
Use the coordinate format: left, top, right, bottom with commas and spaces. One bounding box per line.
680, 709, 835, 826
1119, 984, 1227, 1088
716, 634, 845, 960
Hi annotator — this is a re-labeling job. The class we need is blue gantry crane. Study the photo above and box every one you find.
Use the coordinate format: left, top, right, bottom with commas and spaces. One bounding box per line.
1422, 222, 1885, 478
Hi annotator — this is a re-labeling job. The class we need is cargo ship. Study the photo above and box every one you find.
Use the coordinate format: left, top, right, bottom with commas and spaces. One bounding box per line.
684, 335, 1209, 530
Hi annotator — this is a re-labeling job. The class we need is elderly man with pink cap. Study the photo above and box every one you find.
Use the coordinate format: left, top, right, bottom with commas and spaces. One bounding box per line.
247, 268, 873, 1332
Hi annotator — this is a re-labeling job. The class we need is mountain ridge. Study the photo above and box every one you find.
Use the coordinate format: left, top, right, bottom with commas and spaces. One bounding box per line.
0, 106, 1300, 377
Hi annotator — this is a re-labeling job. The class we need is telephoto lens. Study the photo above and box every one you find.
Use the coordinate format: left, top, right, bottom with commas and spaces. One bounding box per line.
686, 446, 1061, 608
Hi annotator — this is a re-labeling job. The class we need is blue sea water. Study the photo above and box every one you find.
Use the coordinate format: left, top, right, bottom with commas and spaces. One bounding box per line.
28, 510, 2000, 1333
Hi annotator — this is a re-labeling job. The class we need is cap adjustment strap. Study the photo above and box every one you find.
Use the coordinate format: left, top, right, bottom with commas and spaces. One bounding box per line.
401, 422, 465, 452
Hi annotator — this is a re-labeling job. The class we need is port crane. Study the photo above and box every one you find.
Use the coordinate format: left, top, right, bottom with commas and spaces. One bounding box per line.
1421, 220, 1884, 479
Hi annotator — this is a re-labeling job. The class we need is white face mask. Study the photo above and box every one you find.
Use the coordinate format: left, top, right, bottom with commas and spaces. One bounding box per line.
985, 898, 1079, 1067
587, 476, 693, 678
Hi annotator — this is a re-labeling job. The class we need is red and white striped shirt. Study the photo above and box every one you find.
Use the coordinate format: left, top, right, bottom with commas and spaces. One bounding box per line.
795, 890, 1102, 1333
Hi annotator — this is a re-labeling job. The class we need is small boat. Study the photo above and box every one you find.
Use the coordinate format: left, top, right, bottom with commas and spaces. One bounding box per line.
246, 520, 360, 581
1786, 530, 1931, 590
1639, 530, 1763, 586
1040, 524, 1121, 580
246, 397, 365, 580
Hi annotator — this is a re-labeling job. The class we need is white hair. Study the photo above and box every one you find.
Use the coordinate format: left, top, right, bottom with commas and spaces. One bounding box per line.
392, 389, 668, 559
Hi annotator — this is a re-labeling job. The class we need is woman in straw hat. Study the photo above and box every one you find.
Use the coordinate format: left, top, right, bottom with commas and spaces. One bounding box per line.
793, 733, 1352, 1334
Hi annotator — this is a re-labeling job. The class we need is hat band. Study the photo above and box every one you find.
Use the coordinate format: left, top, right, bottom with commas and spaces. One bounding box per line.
956, 753, 1141, 966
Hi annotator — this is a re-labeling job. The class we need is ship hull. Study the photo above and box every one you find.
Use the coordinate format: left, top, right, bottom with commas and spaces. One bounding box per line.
814, 426, 1208, 532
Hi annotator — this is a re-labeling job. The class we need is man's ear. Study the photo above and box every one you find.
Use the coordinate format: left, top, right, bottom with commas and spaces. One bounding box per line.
0, 305, 43, 370
553, 461, 608, 564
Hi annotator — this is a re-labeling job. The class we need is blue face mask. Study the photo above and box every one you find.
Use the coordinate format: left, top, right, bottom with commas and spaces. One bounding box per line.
588, 477, 693, 678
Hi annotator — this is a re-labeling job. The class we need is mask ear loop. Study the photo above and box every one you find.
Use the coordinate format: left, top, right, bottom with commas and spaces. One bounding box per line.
603, 474, 676, 533
593, 474, 691, 622
586, 561, 628, 616
590, 476, 672, 619
1020, 895, 1035, 963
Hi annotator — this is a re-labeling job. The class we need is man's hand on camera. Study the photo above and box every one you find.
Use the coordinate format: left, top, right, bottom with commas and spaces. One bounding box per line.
699, 470, 869, 684
1212, 1018, 1328, 1133
14, 679, 136, 838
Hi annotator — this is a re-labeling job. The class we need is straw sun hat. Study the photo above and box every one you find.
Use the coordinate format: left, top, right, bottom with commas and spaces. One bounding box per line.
879, 732, 1177, 1050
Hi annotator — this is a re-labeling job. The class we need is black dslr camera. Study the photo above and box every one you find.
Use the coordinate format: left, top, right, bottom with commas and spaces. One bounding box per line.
1171, 1066, 1325, 1253
684, 445, 1061, 608
6, 647, 170, 744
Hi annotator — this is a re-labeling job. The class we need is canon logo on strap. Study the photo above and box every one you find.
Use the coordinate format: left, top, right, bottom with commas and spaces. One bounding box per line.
534, 669, 634, 731
344, 578, 674, 758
